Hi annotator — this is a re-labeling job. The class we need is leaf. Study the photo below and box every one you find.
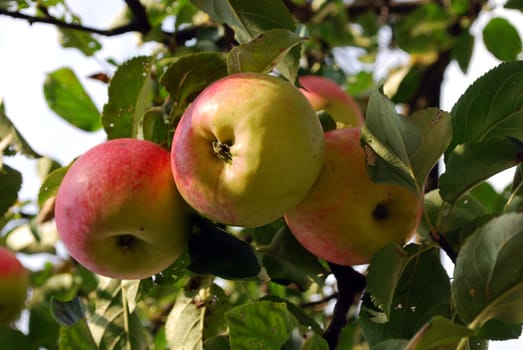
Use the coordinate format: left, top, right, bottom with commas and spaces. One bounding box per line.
483, 17, 522, 61
160, 52, 228, 107
204, 335, 231, 350
0, 164, 22, 217
87, 278, 150, 350
188, 216, 261, 280
477, 318, 522, 341
261, 225, 326, 290
451, 31, 474, 74
101, 56, 154, 139
0, 100, 40, 157
38, 165, 69, 208
439, 138, 523, 203
360, 244, 451, 347
452, 213, 523, 328
449, 61, 523, 151
260, 295, 323, 335
141, 107, 169, 146
373, 339, 410, 350
165, 290, 205, 350
361, 89, 450, 195
189, 0, 295, 44
44, 67, 101, 131
59, 320, 98, 350
227, 29, 304, 75
50, 297, 86, 326
59, 29, 102, 56
301, 333, 329, 350
405, 316, 474, 350
0, 328, 33, 350
505, 0, 523, 11
225, 300, 297, 350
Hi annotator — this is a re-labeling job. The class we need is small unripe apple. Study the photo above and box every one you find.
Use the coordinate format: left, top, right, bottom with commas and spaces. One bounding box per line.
285, 128, 422, 266
0, 247, 29, 325
55, 139, 189, 280
299, 75, 364, 128
171, 72, 325, 228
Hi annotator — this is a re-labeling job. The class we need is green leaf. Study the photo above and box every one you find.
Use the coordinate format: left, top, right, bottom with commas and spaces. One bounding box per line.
360, 244, 451, 346
483, 17, 522, 61
449, 61, 523, 151
189, 0, 295, 44
405, 316, 474, 350
260, 295, 323, 335
0, 100, 40, 157
373, 339, 409, 350
141, 107, 169, 146
59, 319, 98, 350
188, 216, 261, 280
225, 300, 297, 350
477, 319, 522, 341
439, 138, 523, 203
301, 333, 329, 350
101, 56, 154, 139
160, 52, 228, 108
38, 165, 69, 208
227, 29, 304, 76
87, 278, 150, 350
59, 29, 102, 56
165, 289, 205, 350
452, 31, 474, 74
0, 164, 22, 217
204, 335, 231, 350
262, 225, 326, 290
452, 213, 523, 328
0, 328, 33, 350
505, 0, 523, 11
361, 89, 450, 195
44, 67, 101, 131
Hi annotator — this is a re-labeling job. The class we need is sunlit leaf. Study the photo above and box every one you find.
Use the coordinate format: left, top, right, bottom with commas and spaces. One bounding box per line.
59, 29, 102, 56
189, 0, 295, 44
38, 165, 69, 208
227, 29, 304, 76
44, 67, 101, 131
59, 319, 98, 350
225, 301, 297, 349
101, 56, 154, 139
452, 213, 523, 328
165, 290, 205, 350
405, 316, 473, 349
361, 89, 450, 195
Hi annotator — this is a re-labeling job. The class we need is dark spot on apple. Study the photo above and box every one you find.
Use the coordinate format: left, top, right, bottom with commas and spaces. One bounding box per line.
212, 140, 233, 163
373, 203, 389, 220
117, 234, 136, 249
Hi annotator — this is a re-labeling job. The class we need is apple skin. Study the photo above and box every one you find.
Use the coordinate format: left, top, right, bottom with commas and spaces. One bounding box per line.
55, 138, 189, 280
171, 72, 325, 228
0, 247, 29, 325
299, 75, 364, 128
284, 127, 422, 266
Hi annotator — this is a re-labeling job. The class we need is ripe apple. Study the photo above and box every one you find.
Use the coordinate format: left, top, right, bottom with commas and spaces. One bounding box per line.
0, 247, 29, 325
55, 138, 189, 280
171, 72, 325, 228
284, 127, 422, 266
299, 75, 364, 128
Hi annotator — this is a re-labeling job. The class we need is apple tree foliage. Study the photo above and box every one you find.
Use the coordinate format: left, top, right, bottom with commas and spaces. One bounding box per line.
1, 0, 523, 349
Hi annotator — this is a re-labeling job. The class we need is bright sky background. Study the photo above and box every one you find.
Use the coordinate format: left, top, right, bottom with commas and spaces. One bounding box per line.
0, 1, 522, 348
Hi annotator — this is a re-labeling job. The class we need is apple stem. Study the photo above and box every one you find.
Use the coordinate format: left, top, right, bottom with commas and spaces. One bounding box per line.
212, 140, 233, 163
323, 263, 366, 350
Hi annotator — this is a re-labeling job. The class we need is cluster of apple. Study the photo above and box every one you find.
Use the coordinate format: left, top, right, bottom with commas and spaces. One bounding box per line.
53, 72, 422, 282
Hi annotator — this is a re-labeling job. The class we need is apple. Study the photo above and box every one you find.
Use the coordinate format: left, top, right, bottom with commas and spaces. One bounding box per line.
0, 247, 29, 325
55, 138, 189, 280
299, 75, 364, 128
171, 72, 325, 228
284, 127, 422, 266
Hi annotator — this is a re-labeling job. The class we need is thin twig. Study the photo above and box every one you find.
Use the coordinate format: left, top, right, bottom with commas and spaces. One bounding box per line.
0, 0, 151, 36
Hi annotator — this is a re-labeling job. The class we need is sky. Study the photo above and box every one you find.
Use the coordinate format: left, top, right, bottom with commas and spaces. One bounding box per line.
0, 1, 522, 348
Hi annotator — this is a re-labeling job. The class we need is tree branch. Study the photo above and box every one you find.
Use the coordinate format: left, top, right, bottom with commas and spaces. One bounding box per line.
323, 263, 366, 350
0, 0, 151, 36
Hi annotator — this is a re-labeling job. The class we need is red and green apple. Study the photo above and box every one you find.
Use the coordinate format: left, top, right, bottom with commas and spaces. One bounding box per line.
0, 247, 29, 325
